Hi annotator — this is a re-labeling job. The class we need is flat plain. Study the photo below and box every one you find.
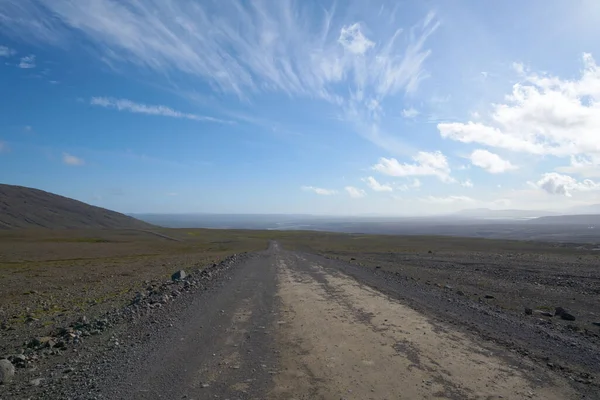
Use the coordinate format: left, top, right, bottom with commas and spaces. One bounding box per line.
1, 229, 599, 398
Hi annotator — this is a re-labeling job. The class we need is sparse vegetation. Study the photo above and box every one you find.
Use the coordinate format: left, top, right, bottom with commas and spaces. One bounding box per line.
0, 228, 270, 357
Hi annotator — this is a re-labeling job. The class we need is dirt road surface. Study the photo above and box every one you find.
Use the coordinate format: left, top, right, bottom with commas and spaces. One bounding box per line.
80, 242, 593, 400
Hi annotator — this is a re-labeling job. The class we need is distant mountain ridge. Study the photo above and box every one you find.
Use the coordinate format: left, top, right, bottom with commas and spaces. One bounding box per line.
452, 208, 556, 219
526, 214, 600, 225
0, 184, 153, 229
566, 203, 600, 215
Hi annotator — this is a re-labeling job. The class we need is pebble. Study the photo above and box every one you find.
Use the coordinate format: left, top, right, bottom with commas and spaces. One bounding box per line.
29, 377, 44, 386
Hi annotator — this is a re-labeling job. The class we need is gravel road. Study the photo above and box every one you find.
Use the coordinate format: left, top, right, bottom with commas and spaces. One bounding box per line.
4, 242, 597, 399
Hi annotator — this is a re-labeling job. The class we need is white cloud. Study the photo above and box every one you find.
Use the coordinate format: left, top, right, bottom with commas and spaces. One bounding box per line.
422, 195, 475, 204
0, 45, 15, 57
0, 1, 438, 156
512, 62, 525, 75
531, 172, 600, 197
401, 107, 419, 118
338, 23, 374, 55
1, 2, 436, 102
90, 97, 229, 123
62, 153, 85, 166
363, 176, 393, 192
461, 179, 474, 188
18, 54, 35, 68
396, 178, 422, 192
439, 54, 600, 159
302, 186, 337, 196
373, 151, 453, 182
469, 149, 517, 174
345, 186, 366, 198
556, 155, 600, 178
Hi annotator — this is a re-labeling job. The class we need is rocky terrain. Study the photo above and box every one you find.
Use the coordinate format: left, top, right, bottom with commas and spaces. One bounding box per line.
0, 253, 249, 398
1, 231, 599, 398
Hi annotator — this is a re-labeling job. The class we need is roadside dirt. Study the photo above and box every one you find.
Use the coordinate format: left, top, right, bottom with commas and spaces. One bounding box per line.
272, 253, 577, 400
1, 239, 597, 399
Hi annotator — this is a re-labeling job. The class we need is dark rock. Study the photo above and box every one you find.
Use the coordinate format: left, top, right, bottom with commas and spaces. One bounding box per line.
592, 322, 600, 327
456, 290, 465, 296
555, 307, 566, 317
350, 257, 356, 261
171, 270, 187, 281
561, 313, 576, 321
484, 294, 495, 299
9, 354, 27, 367
524, 308, 533, 315
0, 359, 15, 384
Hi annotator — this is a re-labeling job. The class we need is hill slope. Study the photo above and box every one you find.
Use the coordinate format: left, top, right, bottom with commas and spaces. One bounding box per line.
0, 184, 153, 229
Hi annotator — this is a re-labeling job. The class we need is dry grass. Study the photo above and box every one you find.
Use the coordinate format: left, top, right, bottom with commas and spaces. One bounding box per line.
0, 228, 270, 340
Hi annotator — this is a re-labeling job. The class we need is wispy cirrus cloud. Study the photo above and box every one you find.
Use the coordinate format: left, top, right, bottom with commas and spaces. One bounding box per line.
301, 186, 337, 196
0, 1, 438, 154
0, 1, 436, 101
62, 153, 84, 166
90, 97, 231, 123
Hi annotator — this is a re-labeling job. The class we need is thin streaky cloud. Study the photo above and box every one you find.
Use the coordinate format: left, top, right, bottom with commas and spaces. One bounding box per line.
90, 97, 232, 124
0, 1, 438, 154
0, 1, 436, 100
301, 186, 337, 195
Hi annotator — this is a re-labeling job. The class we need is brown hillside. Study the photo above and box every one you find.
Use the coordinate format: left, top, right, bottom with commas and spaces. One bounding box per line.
0, 184, 153, 229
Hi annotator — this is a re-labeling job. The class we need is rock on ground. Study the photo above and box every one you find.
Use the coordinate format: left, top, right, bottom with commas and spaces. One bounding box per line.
0, 359, 15, 384
171, 270, 187, 281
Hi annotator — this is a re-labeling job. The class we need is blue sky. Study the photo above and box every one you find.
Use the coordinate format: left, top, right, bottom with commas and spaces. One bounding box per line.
1, 0, 600, 215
